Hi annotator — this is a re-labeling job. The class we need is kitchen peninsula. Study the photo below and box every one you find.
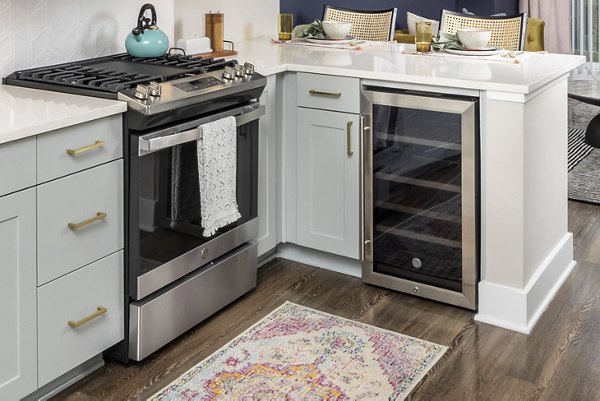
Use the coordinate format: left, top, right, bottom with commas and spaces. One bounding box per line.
0, 37, 585, 401
235, 38, 585, 333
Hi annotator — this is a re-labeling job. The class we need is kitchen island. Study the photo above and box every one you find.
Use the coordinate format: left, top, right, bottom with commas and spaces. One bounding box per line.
234, 38, 585, 334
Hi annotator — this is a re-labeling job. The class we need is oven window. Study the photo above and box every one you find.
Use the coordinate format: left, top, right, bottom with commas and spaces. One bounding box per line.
134, 122, 258, 276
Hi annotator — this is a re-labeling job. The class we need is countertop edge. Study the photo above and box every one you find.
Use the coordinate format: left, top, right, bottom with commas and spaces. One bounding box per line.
0, 101, 126, 146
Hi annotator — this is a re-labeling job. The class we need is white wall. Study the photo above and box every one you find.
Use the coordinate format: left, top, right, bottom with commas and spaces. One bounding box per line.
174, 0, 279, 44
0, 0, 174, 77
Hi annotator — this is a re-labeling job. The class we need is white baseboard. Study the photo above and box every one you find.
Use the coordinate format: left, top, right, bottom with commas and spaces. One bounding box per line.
475, 233, 575, 334
276, 243, 361, 278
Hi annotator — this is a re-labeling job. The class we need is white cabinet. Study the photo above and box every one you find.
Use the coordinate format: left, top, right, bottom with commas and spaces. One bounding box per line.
291, 72, 361, 260
296, 108, 360, 259
0, 188, 37, 400
37, 160, 124, 285
257, 75, 278, 257
37, 251, 124, 387
0, 113, 124, 400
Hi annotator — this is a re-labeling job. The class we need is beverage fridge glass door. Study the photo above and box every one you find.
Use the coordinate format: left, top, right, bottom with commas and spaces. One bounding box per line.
361, 88, 478, 309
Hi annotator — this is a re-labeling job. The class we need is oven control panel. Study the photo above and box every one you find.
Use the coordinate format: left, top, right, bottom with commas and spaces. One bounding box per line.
173, 76, 224, 92
118, 61, 266, 116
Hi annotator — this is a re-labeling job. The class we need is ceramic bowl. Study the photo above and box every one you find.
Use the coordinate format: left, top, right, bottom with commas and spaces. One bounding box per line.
322, 21, 352, 40
456, 28, 492, 50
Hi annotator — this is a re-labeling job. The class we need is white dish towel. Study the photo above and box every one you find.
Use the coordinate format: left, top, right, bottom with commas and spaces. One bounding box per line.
197, 116, 240, 237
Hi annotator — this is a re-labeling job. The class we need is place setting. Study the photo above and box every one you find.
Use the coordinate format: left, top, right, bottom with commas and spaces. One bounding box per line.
406, 21, 533, 63
272, 17, 381, 50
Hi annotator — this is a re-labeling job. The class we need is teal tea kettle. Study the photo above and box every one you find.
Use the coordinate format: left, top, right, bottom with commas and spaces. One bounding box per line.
125, 3, 169, 58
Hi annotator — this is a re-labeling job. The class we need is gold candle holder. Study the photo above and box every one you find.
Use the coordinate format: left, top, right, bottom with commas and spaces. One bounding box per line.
278, 13, 293, 41
415, 21, 432, 53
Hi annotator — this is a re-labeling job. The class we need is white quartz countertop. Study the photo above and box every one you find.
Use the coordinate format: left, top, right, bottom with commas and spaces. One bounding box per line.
0, 85, 126, 146
235, 38, 585, 94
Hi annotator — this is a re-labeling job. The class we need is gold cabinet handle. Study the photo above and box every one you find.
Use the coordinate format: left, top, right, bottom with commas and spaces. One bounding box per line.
309, 89, 342, 98
346, 121, 354, 157
68, 212, 107, 230
66, 140, 105, 156
68, 306, 107, 328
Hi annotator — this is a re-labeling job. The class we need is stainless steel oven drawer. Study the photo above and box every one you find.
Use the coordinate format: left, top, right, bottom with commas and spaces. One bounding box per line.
128, 242, 257, 361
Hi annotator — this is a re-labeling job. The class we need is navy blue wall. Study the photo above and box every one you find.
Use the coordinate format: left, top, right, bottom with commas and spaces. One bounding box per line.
280, 0, 519, 29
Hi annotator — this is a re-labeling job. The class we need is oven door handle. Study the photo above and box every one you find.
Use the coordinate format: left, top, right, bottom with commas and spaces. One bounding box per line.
138, 104, 265, 155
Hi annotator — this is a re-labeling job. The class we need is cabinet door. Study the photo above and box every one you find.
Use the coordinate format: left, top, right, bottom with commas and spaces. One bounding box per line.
257, 76, 278, 257
0, 189, 37, 400
296, 108, 360, 259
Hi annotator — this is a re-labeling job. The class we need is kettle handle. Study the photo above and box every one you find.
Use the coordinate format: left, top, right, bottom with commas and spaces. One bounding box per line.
132, 3, 158, 35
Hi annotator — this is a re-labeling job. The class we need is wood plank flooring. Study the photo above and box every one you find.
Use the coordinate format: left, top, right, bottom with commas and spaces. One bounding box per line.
51, 200, 600, 401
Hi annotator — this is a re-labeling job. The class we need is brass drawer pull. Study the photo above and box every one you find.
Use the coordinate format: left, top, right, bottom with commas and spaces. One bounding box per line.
68, 212, 107, 230
68, 306, 107, 328
309, 89, 342, 98
66, 140, 105, 156
346, 121, 354, 157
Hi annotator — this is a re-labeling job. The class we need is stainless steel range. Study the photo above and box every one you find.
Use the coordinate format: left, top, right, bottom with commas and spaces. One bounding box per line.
4, 52, 266, 362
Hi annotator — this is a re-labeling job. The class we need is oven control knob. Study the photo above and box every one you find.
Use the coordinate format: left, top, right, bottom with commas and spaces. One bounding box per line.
233, 64, 244, 78
243, 62, 255, 76
201, 248, 208, 259
134, 84, 150, 100
148, 81, 162, 97
222, 66, 235, 80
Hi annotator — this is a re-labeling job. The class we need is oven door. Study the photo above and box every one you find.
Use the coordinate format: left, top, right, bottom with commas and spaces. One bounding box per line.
129, 103, 264, 300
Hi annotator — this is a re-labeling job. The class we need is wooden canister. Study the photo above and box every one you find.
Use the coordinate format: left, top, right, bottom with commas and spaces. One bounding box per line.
205, 12, 224, 53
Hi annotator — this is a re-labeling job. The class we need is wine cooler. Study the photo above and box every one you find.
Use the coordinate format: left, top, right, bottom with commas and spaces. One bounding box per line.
361, 86, 478, 309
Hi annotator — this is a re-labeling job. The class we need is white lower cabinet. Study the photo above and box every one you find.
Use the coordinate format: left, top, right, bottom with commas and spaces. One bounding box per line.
296, 108, 360, 259
37, 251, 124, 387
0, 113, 124, 400
37, 160, 124, 285
0, 189, 37, 401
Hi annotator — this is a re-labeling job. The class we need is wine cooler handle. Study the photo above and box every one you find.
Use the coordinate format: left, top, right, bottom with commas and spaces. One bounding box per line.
362, 113, 374, 263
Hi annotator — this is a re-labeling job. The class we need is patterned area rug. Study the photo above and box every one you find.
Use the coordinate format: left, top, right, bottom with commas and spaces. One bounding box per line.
568, 127, 600, 204
149, 302, 447, 401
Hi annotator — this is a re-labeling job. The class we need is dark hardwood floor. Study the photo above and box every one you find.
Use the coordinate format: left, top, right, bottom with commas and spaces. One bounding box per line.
52, 200, 600, 401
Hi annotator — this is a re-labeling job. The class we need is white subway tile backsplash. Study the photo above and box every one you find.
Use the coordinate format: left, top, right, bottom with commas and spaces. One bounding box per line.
0, 0, 174, 77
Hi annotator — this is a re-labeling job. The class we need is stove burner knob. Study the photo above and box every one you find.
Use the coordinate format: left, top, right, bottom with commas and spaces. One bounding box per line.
243, 62, 255, 76
134, 84, 150, 100
234, 64, 245, 78
222, 66, 235, 80
148, 81, 162, 97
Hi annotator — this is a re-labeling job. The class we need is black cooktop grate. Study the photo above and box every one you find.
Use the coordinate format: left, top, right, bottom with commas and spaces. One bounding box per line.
4, 52, 235, 94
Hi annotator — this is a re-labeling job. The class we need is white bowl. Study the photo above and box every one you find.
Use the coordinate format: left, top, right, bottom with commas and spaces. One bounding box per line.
456, 28, 492, 50
322, 21, 352, 40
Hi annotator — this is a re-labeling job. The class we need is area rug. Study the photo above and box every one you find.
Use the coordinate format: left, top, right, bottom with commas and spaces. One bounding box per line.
568, 127, 600, 204
568, 127, 594, 171
149, 302, 447, 401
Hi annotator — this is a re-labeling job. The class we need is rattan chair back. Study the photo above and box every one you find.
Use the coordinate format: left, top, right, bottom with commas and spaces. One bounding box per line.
440, 9, 528, 51
323, 5, 397, 41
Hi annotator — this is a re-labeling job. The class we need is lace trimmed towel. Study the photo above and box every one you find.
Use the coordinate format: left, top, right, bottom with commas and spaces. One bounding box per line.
197, 116, 240, 237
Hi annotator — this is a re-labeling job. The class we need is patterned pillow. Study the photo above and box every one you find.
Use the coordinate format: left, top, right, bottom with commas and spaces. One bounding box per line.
407, 12, 440, 36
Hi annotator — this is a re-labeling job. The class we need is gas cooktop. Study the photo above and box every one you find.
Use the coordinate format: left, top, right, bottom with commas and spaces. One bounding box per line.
3, 51, 266, 117
3, 52, 232, 97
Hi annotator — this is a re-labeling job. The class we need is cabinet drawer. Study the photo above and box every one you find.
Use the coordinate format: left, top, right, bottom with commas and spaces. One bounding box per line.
37, 114, 122, 183
37, 251, 124, 387
297, 72, 359, 113
0, 137, 36, 197
37, 160, 124, 285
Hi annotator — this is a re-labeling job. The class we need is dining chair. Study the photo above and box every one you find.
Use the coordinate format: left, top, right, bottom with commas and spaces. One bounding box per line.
440, 9, 528, 51
323, 5, 397, 41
